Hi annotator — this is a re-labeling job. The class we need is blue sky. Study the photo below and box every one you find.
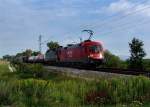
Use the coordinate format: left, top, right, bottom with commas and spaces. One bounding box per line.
0, 0, 150, 58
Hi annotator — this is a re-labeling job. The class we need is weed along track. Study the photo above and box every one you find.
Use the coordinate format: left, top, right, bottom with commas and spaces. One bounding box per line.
1, 62, 150, 106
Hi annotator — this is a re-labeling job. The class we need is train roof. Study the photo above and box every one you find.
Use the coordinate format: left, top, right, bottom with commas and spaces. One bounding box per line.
64, 40, 102, 49
80, 40, 102, 46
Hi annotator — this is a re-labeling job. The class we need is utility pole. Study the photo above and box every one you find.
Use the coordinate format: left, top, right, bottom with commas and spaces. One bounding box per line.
39, 35, 42, 53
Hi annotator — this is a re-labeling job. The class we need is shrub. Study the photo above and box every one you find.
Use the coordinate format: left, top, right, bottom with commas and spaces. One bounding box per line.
12, 63, 49, 79
85, 76, 150, 105
102, 50, 127, 69
143, 59, 150, 71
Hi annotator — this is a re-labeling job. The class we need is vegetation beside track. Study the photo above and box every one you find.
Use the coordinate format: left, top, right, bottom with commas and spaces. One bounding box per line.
0, 62, 149, 107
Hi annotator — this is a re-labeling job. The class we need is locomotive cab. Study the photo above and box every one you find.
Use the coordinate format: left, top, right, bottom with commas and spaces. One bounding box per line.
82, 40, 104, 65
89, 45, 103, 59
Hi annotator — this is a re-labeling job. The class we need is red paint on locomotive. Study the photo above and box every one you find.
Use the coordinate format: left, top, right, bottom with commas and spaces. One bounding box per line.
58, 40, 104, 65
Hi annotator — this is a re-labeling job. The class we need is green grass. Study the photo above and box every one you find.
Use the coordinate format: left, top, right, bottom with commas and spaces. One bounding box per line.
0, 61, 9, 73
0, 62, 150, 107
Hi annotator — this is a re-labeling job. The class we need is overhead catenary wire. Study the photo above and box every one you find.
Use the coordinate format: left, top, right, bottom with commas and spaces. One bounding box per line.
55, 1, 149, 43
86, 1, 150, 37
99, 18, 150, 36
41, 1, 150, 45
89, 0, 149, 28
96, 13, 150, 36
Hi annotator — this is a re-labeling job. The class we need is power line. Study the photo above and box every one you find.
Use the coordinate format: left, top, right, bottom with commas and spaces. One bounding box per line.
85, 1, 150, 37
99, 18, 150, 36
97, 15, 150, 35
42, 1, 149, 43
90, 0, 149, 29
38, 1, 150, 45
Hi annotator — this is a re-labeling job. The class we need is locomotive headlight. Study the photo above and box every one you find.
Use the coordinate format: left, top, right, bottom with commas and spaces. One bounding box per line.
99, 53, 103, 59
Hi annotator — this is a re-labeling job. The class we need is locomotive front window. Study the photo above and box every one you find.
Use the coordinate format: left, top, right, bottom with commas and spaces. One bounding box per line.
89, 45, 102, 53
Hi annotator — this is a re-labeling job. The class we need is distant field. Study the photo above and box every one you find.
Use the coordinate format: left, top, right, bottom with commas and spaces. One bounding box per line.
0, 60, 8, 64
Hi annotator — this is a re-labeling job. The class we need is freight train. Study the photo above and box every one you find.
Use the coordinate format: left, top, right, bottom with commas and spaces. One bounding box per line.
23, 40, 104, 66
23, 30, 105, 67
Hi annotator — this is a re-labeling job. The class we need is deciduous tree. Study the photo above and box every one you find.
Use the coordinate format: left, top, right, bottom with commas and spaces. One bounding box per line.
47, 41, 59, 50
128, 38, 146, 69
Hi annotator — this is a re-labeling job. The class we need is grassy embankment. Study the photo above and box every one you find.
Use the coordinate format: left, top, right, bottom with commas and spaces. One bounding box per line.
0, 61, 150, 107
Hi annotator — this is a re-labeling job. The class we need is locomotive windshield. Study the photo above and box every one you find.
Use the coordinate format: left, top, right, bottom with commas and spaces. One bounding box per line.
89, 45, 102, 53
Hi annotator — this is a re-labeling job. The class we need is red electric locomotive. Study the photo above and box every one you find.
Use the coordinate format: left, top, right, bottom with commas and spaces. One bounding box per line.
57, 40, 104, 65
21, 30, 104, 66
43, 30, 105, 67
57, 30, 104, 66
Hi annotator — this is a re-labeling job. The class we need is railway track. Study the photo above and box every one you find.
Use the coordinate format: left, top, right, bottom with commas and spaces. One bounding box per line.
23, 61, 150, 78
96, 68, 150, 77
45, 64, 150, 78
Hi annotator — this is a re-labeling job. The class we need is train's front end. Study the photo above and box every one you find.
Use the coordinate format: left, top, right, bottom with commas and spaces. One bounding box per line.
82, 40, 104, 66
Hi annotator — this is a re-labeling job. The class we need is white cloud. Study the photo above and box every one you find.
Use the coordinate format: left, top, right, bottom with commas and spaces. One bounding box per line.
108, 0, 134, 13
107, 0, 150, 17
